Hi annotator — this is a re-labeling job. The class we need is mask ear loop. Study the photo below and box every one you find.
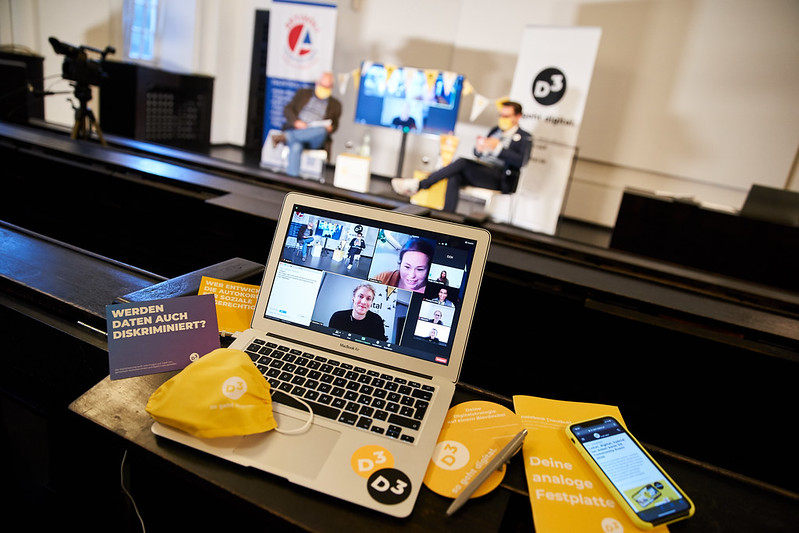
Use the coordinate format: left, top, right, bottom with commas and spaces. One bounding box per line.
272, 391, 315, 435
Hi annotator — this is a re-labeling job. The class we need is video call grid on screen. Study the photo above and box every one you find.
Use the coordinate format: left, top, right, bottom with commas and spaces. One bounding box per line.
354, 61, 464, 136
263, 204, 478, 366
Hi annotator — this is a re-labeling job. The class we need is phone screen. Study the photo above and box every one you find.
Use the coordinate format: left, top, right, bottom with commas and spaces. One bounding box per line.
569, 417, 693, 526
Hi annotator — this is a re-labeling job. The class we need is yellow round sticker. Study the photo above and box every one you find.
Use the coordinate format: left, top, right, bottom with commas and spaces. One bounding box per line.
351, 445, 394, 478
423, 401, 524, 499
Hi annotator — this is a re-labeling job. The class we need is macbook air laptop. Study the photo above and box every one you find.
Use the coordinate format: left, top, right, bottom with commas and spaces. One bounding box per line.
152, 192, 491, 517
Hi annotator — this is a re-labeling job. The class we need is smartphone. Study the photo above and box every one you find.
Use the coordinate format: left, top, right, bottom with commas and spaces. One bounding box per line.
566, 416, 694, 529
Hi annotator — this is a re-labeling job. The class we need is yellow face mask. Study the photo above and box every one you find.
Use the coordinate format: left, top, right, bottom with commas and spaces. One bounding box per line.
498, 116, 514, 132
146, 348, 313, 439
314, 84, 332, 100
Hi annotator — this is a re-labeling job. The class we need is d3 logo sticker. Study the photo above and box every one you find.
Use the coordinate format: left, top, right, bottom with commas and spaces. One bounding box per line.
367, 468, 412, 505
351, 445, 394, 478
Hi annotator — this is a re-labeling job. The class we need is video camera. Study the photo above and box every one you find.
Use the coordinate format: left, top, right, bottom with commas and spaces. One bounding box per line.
49, 36, 115, 87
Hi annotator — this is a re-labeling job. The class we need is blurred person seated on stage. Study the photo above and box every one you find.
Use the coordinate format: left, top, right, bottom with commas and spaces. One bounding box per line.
391, 100, 532, 212
272, 71, 342, 177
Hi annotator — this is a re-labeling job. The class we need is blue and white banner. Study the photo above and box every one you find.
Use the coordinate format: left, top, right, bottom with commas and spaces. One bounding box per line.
262, 0, 337, 143
495, 26, 601, 235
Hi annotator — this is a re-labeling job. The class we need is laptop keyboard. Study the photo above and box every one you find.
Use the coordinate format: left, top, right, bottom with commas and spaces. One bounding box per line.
244, 339, 437, 444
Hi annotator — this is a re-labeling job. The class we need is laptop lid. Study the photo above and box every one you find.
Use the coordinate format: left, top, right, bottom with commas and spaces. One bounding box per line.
249, 192, 491, 383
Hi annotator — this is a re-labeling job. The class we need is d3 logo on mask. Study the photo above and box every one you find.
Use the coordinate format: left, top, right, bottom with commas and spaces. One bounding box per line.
222, 376, 248, 400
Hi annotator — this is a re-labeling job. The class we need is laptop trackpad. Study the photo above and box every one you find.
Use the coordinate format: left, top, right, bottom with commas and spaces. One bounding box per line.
232, 410, 340, 479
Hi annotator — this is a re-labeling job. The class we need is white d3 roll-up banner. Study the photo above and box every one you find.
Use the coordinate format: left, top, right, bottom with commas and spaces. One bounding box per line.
492, 26, 601, 235
262, 0, 337, 145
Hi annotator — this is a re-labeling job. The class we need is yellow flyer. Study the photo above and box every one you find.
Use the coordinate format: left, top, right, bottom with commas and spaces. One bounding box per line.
424, 401, 524, 500
198, 276, 259, 336
512, 395, 669, 533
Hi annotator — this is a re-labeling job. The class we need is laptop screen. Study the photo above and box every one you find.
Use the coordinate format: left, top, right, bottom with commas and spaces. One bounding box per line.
261, 201, 482, 367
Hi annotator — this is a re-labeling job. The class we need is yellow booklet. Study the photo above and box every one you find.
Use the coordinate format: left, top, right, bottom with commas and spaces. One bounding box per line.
198, 276, 259, 336
512, 395, 669, 533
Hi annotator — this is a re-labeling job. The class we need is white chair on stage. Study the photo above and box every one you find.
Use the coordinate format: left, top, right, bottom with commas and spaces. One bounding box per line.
260, 129, 327, 182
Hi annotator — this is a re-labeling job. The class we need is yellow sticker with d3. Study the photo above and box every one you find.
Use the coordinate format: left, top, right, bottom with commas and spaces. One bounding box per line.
423, 400, 524, 500
351, 444, 394, 478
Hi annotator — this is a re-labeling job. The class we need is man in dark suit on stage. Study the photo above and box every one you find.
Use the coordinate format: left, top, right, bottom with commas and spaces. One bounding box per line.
391, 100, 532, 212
272, 71, 342, 177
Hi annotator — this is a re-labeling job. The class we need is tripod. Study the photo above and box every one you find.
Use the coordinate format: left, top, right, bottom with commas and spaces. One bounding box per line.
70, 82, 106, 145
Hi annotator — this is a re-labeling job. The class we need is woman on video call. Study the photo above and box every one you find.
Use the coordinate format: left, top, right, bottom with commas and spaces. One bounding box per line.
373, 237, 434, 293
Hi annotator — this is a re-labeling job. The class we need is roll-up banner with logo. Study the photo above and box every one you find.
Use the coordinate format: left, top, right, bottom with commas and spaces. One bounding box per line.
262, 0, 338, 146
493, 26, 601, 235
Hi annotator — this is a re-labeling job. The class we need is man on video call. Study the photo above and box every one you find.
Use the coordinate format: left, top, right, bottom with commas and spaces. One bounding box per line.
392, 100, 532, 212
272, 71, 342, 177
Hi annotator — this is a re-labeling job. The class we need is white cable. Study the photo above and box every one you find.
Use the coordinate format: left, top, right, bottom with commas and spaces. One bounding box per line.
120, 449, 147, 533
273, 392, 315, 435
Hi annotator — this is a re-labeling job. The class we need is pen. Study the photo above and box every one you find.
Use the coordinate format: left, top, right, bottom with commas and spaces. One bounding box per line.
446, 428, 528, 516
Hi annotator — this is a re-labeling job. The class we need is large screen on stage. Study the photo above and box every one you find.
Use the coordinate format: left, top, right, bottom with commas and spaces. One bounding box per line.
354, 61, 464, 136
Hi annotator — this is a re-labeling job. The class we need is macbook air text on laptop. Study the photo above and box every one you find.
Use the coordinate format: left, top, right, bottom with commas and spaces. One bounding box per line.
151, 192, 491, 517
